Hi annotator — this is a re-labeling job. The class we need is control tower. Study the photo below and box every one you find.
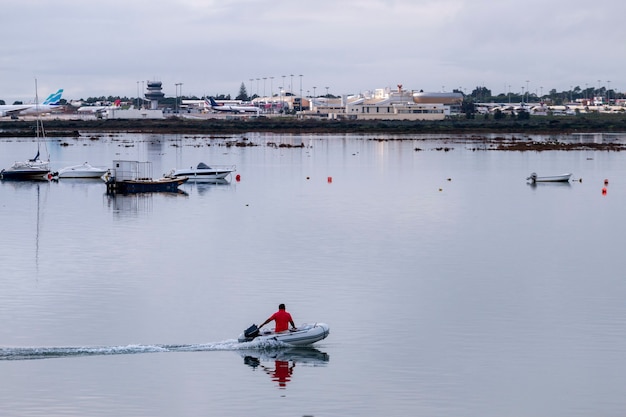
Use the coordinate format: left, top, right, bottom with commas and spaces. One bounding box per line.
145, 81, 164, 110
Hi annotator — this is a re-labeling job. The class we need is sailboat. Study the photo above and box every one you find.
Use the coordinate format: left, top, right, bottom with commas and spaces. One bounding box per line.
1, 80, 52, 181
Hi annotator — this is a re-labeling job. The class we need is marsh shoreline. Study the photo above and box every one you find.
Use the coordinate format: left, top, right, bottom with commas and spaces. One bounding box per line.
1, 115, 626, 138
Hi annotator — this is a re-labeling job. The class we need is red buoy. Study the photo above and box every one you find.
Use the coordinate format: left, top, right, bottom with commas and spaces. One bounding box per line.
327, 176, 332, 183
602, 187, 607, 195
235, 174, 241, 182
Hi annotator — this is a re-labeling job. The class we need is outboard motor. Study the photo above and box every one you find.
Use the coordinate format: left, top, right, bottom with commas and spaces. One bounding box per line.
244, 324, 260, 340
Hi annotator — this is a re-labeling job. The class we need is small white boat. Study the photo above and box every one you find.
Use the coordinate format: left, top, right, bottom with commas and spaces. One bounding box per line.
238, 323, 330, 346
168, 162, 236, 182
56, 162, 108, 179
527, 172, 572, 183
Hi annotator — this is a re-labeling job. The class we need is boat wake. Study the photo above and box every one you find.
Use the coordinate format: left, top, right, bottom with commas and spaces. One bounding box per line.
0, 339, 322, 361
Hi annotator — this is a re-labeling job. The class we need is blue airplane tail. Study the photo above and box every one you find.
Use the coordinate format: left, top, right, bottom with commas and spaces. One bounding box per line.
207, 97, 220, 106
42, 89, 64, 105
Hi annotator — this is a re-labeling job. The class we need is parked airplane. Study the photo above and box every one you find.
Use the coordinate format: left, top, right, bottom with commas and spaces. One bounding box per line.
0, 89, 64, 117
77, 99, 122, 114
204, 97, 259, 114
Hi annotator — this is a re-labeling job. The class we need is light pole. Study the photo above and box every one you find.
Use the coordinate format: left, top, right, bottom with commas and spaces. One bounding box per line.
325, 86, 329, 97
263, 77, 267, 99
270, 76, 274, 98
290, 74, 294, 94
525, 80, 529, 103
299, 74, 303, 110
607, 80, 611, 103
175, 82, 182, 114
249, 79, 254, 100
256, 78, 260, 97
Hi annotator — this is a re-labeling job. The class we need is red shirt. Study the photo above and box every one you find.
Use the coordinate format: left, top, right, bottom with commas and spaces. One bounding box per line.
270, 310, 293, 332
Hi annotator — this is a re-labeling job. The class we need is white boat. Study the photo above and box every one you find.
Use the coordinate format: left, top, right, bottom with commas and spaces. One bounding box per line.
1, 81, 51, 181
56, 162, 108, 179
527, 172, 572, 183
1, 152, 51, 181
238, 323, 330, 346
168, 162, 236, 181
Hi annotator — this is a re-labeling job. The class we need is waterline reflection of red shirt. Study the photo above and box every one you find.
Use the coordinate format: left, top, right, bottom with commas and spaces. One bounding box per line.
272, 360, 293, 388
270, 310, 293, 332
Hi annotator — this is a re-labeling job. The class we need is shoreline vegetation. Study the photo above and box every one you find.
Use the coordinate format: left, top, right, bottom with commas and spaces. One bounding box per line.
1, 115, 626, 151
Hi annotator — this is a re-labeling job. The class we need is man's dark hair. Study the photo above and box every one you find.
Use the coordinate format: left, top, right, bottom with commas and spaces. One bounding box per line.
279, 303, 285, 310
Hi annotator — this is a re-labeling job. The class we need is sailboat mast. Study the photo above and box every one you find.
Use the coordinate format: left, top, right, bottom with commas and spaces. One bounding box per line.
35, 78, 40, 142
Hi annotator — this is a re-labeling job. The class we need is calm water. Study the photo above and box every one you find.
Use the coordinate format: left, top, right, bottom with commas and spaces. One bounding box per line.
2, 131, 626, 417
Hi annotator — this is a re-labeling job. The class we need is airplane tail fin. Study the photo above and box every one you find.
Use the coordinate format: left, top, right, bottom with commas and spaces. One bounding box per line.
113, 99, 121, 107
42, 89, 64, 105
208, 97, 220, 107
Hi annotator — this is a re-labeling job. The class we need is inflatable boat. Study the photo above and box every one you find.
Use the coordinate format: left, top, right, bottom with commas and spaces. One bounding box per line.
238, 323, 330, 346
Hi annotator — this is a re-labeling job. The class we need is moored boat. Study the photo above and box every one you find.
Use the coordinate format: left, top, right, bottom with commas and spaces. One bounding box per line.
56, 162, 108, 179
168, 162, 236, 182
527, 172, 572, 183
1, 81, 51, 181
103, 160, 188, 193
238, 323, 330, 346
1, 152, 51, 181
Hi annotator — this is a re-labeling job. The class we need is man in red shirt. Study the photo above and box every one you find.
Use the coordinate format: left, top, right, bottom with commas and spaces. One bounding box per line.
258, 304, 297, 333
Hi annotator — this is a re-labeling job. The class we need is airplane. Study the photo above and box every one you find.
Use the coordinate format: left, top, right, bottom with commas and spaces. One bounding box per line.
204, 97, 260, 114
77, 99, 122, 114
0, 89, 64, 117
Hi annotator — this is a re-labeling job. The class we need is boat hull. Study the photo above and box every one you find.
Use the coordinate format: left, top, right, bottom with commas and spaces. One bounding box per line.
238, 323, 330, 346
527, 173, 572, 183
1, 167, 50, 181
105, 177, 188, 193
171, 170, 233, 181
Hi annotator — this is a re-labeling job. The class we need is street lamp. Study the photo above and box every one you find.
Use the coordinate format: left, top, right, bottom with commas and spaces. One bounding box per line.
249, 79, 254, 100
299, 74, 303, 110
525, 80, 529, 103
325, 86, 329, 97
175, 82, 182, 114
263, 77, 267, 98
256, 78, 260, 97
290, 74, 294, 94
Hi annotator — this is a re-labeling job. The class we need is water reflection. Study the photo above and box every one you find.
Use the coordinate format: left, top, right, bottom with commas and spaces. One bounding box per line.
527, 181, 572, 188
182, 179, 233, 196
104, 190, 188, 214
0, 180, 49, 270
240, 347, 329, 389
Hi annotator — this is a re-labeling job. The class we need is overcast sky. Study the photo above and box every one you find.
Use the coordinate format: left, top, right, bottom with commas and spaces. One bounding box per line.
1, 0, 624, 103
